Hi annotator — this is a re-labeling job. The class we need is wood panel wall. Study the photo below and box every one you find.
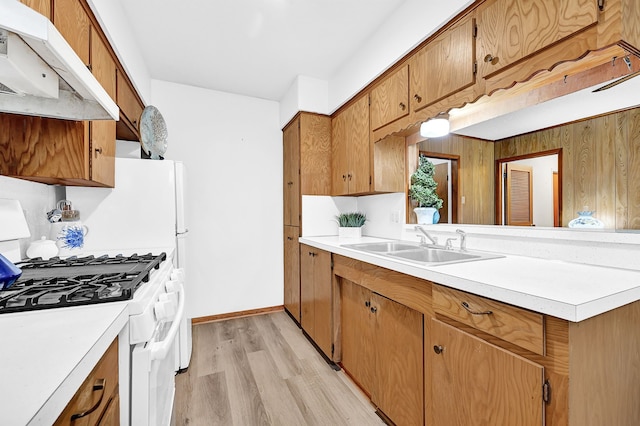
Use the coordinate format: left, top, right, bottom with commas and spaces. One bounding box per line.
494, 107, 640, 229
407, 133, 495, 225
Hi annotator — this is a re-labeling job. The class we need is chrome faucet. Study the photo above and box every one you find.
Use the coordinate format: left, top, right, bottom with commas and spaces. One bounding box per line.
444, 238, 457, 250
415, 226, 438, 246
456, 229, 467, 251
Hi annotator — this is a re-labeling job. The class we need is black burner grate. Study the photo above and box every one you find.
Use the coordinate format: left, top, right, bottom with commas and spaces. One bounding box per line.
0, 252, 166, 314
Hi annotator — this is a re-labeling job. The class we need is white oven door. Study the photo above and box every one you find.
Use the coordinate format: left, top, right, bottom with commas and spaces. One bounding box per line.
131, 282, 185, 426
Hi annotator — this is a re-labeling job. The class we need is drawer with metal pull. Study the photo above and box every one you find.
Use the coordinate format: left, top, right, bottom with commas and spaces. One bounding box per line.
54, 337, 119, 425
432, 284, 545, 356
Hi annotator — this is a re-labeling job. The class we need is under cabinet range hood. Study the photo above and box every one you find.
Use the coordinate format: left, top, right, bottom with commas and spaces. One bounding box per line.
0, 0, 118, 121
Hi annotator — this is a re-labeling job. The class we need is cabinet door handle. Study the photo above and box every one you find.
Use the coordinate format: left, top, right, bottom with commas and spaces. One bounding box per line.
364, 301, 370, 307
484, 54, 498, 65
461, 301, 493, 315
287, 237, 293, 240
433, 345, 444, 355
94, 147, 103, 158
70, 378, 106, 420
370, 306, 377, 313
347, 173, 352, 181
413, 94, 422, 103
399, 102, 406, 110
342, 174, 347, 181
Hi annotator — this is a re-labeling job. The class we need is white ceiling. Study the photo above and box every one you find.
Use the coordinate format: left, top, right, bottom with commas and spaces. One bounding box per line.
118, 0, 413, 101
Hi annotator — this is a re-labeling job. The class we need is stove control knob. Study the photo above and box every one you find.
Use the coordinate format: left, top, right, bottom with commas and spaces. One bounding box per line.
171, 268, 185, 282
160, 291, 178, 307
154, 299, 175, 321
165, 280, 179, 293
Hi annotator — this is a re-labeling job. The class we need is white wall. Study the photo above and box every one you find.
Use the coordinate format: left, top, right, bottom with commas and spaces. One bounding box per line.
149, 79, 283, 319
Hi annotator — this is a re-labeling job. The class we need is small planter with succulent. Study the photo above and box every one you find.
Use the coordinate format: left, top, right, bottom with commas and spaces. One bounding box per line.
409, 156, 444, 224
336, 212, 367, 239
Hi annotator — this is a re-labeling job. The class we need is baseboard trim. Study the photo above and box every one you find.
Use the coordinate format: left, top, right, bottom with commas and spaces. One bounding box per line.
192, 305, 284, 324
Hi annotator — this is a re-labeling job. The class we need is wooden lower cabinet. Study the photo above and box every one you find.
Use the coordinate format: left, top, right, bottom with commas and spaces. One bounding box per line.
55, 337, 119, 425
300, 244, 332, 358
340, 279, 424, 426
283, 226, 301, 323
431, 319, 544, 426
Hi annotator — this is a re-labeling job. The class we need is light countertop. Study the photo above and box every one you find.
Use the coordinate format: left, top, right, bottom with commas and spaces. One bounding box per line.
300, 236, 640, 322
0, 303, 129, 426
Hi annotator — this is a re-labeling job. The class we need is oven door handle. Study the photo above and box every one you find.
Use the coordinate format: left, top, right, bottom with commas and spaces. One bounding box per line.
149, 282, 185, 362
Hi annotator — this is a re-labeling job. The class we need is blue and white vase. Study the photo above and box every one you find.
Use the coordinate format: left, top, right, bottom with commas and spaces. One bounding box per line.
414, 207, 438, 225
49, 221, 89, 257
568, 208, 604, 229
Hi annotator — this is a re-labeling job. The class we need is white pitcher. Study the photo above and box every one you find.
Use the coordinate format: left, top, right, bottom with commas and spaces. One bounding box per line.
49, 221, 89, 257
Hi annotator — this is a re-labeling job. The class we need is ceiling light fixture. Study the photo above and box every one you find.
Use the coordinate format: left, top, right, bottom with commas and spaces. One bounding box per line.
420, 114, 450, 138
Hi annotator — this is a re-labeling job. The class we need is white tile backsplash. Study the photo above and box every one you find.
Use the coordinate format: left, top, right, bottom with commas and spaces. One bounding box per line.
301, 195, 357, 236
356, 192, 405, 239
0, 176, 57, 258
301, 192, 405, 239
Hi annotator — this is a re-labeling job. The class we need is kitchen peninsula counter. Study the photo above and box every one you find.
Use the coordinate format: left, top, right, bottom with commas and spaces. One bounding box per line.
300, 235, 640, 322
0, 303, 129, 425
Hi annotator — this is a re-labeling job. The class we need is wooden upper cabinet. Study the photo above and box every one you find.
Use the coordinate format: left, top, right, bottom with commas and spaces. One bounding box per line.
116, 69, 145, 140
299, 113, 332, 195
477, 0, 598, 80
410, 14, 476, 111
88, 26, 116, 188
91, 27, 116, 100
20, 0, 51, 18
282, 112, 331, 226
370, 65, 409, 131
283, 117, 301, 227
53, 0, 91, 67
331, 96, 370, 196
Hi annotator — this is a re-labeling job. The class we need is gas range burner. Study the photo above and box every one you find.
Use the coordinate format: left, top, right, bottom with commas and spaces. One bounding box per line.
18, 252, 163, 269
0, 252, 166, 314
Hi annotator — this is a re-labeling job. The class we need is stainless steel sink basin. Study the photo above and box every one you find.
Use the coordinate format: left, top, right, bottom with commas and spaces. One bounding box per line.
341, 240, 503, 266
386, 248, 479, 263
341, 241, 421, 252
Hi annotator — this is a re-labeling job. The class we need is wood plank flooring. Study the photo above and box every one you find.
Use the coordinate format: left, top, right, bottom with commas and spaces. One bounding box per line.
172, 311, 385, 426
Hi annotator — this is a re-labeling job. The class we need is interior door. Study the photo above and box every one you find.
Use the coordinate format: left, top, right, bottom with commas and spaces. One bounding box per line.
434, 162, 449, 223
505, 164, 533, 226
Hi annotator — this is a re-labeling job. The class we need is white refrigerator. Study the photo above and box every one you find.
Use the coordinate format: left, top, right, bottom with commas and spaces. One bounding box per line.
67, 157, 192, 370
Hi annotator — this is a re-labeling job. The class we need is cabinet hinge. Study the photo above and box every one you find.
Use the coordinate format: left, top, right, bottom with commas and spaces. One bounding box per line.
542, 380, 551, 403
331, 258, 334, 269
473, 61, 478, 75
473, 24, 478, 38
369, 175, 372, 185
598, 0, 605, 11
331, 343, 335, 357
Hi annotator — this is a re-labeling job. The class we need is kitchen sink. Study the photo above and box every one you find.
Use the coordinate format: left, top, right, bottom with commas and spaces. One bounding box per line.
386, 248, 479, 263
341, 241, 422, 252
341, 240, 503, 266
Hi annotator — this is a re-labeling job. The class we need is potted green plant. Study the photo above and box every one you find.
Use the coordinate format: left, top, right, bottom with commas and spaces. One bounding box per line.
409, 156, 443, 224
336, 212, 367, 239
